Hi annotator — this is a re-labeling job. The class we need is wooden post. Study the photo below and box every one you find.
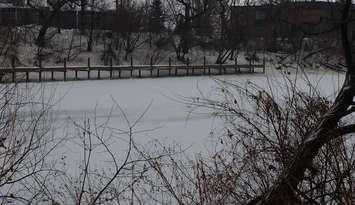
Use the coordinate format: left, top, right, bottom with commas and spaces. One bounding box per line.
0, 71, 3, 83
168, 57, 172, 76
186, 62, 189, 76
75, 68, 78, 80
263, 55, 266, 73
234, 57, 237, 73
175, 60, 178, 76
39, 57, 42, 69
130, 56, 133, 77
150, 56, 153, 77
38, 58, 42, 82
97, 66, 101, 79
12, 71, 15, 83
138, 58, 142, 78
51, 69, 54, 81
26, 71, 29, 82
64, 59, 67, 81
235, 57, 238, 73
39, 69, 42, 82
11, 64, 15, 83
38, 68, 42, 82
249, 59, 252, 73
88, 57, 91, 79
203, 56, 206, 75
109, 58, 113, 79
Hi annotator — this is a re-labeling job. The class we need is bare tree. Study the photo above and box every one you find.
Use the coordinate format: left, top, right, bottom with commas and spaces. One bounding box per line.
27, 0, 78, 48
166, 0, 211, 62
122, 1, 354, 205
110, 0, 145, 62
0, 27, 21, 68
0, 82, 64, 204
214, 0, 236, 64
248, 1, 355, 204
26, 0, 81, 66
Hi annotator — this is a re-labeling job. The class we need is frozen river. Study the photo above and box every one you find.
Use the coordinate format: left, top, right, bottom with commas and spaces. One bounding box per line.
19, 68, 345, 171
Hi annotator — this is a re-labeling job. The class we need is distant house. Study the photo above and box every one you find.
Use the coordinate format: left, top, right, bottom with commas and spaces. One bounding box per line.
0, 0, 24, 7
0, 0, 31, 26
231, 1, 350, 50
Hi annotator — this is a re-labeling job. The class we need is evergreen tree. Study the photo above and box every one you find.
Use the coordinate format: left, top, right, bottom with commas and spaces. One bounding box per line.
150, 0, 164, 33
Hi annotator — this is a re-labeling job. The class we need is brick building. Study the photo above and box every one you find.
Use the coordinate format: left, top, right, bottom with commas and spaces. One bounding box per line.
231, 1, 352, 50
0, 0, 24, 7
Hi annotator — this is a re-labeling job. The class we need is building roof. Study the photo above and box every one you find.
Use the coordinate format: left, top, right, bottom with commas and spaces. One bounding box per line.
0, 3, 13, 8
0, 0, 23, 7
232, 1, 346, 9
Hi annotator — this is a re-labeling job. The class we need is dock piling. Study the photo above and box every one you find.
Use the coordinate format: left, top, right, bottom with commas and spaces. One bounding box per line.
150, 56, 153, 77
110, 58, 113, 79
64, 59, 67, 81
203, 56, 206, 75
12, 71, 15, 83
87, 57, 91, 79
263, 56, 266, 73
131, 56, 133, 77
0, 60, 263, 83
11, 64, 15, 83
168, 57, 172, 76
235, 57, 238, 73
249, 59, 252, 73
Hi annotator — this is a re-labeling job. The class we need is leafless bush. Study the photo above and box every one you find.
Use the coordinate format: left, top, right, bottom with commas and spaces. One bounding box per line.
143, 48, 168, 65
129, 74, 354, 205
0, 83, 62, 204
0, 27, 21, 67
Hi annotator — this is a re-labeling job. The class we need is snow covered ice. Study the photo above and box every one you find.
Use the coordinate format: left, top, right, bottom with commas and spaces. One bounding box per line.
14, 68, 343, 172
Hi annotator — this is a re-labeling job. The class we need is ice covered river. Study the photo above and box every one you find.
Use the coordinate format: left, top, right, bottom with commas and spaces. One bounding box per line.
19, 68, 344, 171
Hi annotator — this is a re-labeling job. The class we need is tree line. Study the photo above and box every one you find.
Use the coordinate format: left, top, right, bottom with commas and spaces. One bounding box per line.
0, 0, 354, 204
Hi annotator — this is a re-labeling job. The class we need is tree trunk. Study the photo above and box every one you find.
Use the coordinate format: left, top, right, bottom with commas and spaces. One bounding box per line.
36, 26, 48, 48
80, 0, 87, 35
251, 1, 355, 204
87, 0, 95, 52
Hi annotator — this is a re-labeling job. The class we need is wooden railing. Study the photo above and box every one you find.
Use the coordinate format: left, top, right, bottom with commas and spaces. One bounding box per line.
0, 57, 266, 83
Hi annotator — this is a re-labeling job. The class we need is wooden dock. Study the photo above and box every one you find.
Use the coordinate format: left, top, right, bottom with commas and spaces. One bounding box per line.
0, 57, 266, 83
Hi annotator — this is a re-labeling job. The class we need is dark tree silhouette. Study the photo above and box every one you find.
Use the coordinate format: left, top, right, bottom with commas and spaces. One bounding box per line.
150, 0, 165, 34
27, 0, 79, 48
249, 0, 355, 204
